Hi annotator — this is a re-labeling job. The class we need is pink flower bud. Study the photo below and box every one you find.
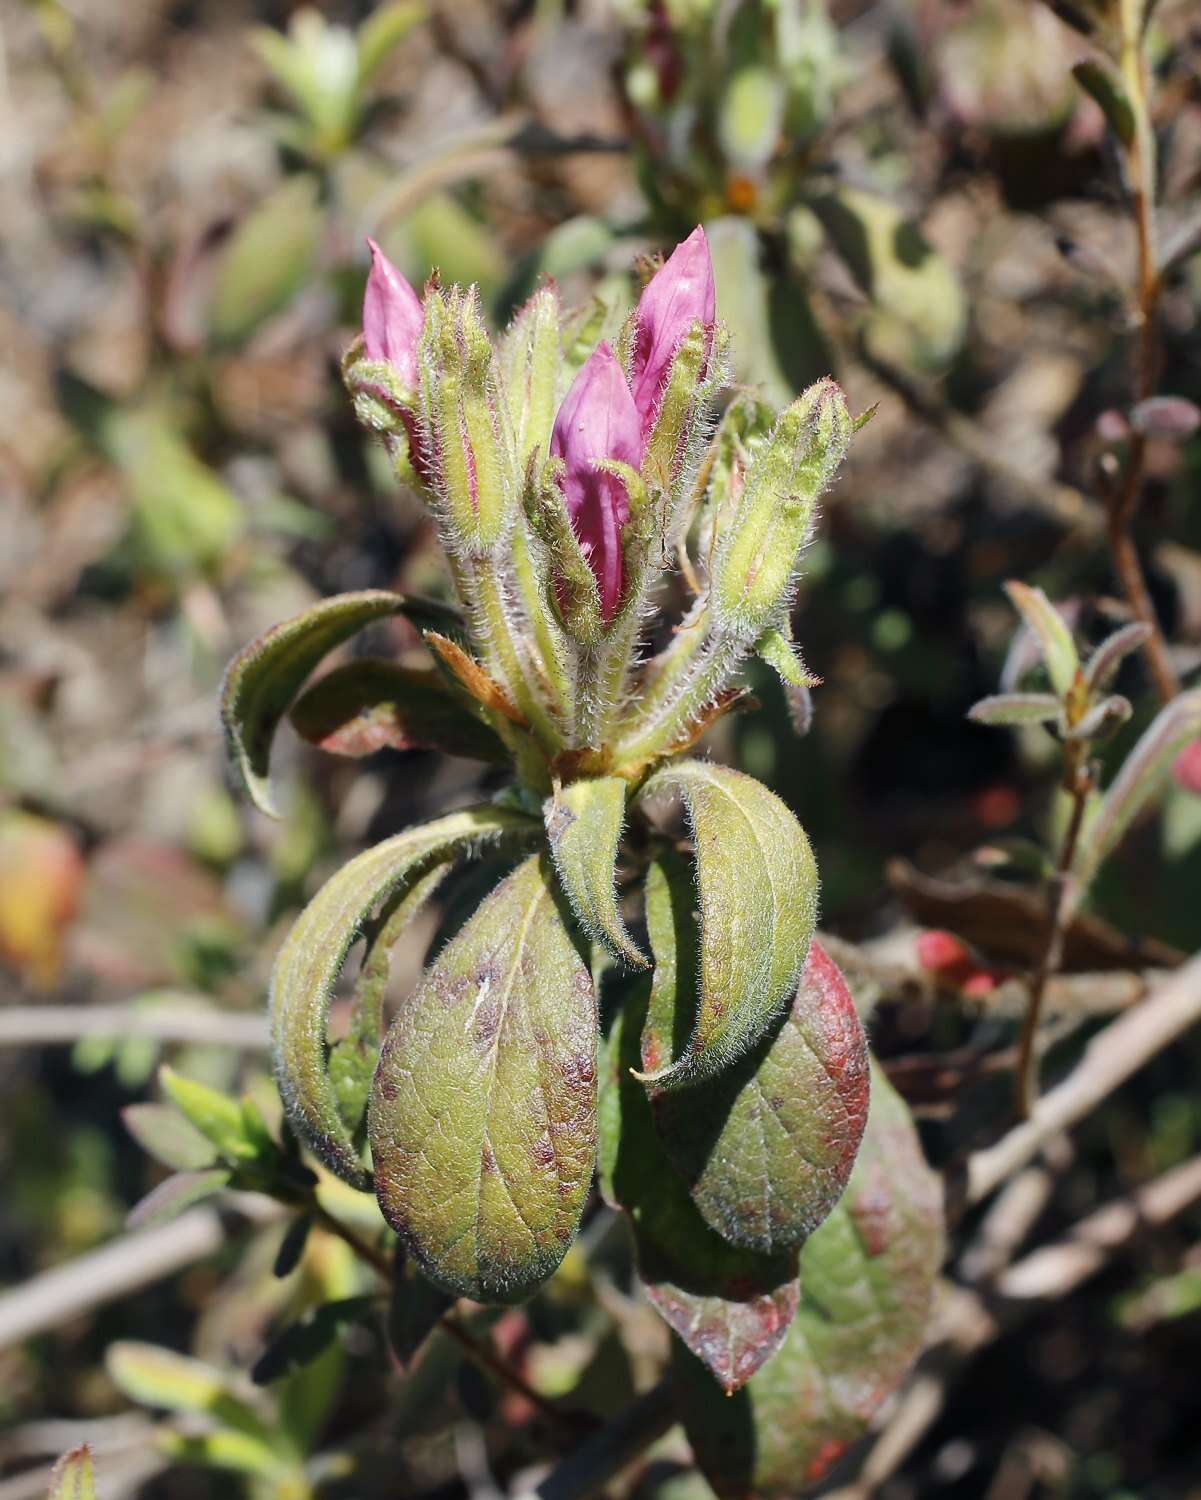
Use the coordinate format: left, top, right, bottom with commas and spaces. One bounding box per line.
629, 225, 716, 441
550, 342, 642, 621
1173, 740, 1201, 796
363, 238, 423, 387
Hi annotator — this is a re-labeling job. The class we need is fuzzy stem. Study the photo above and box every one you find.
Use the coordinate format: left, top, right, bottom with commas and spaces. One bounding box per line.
615, 623, 745, 768
469, 558, 562, 753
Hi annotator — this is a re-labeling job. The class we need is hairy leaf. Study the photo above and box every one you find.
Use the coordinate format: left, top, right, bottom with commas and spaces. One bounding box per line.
289, 660, 506, 762
272, 806, 537, 1188
369, 855, 597, 1303
1003, 581, 1078, 699
221, 590, 460, 817
599, 972, 798, 1394
675, 1069, 944, 1495
545, 776, 648, 970
1072, 689, 1201, 901
48, 1446, 95, 1500
1084, 622, 1151, 694
635, 761, 818, 1087
651, 941, 869, 1254
967, 692, 1061, 728
1065, 693, 1131, 744
127, 1168, 232, 1230
122, 1102, 218, 1171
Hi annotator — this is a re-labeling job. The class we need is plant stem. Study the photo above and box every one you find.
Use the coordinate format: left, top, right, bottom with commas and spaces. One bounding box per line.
309, 1202, 577, 1433
1014, 755, 1092, 1119
1108, 4, 1179, 706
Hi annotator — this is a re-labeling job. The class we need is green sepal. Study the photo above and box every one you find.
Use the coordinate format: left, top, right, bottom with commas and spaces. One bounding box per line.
545, 775, 648, 970
271, 806, 539, 1189
675, 1067, 944, 1496
753, 625, 818, 688
498, 283, 561, 465
369, 854, 597, 1303
598, 974, 799, 1394
635, 761, 818, 1088
221, 589, 461, 818
524, 456, 605, 645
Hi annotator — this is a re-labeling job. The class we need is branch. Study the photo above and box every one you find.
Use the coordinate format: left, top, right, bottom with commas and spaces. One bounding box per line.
959, 948, 1201, 1212
0, 1004, 268, 1049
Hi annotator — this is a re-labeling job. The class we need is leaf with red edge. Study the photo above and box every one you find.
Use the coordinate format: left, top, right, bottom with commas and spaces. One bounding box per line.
289, 660, 506, 762
650, 940, 869, 1254
674, 1066, 944, 1496
598, 959, 799, 1394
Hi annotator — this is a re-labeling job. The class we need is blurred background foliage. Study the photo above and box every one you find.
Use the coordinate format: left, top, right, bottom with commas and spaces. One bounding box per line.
2, 1, 1201, 1496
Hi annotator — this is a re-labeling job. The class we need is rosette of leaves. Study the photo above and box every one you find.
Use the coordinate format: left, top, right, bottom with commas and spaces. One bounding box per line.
219, 232, 942, 1449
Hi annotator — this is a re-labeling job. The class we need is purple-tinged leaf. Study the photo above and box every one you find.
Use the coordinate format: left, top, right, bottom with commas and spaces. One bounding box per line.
674, 1068, 944, 1496
1084, 621, 1152, 693
1072, 689, 1201, 900
289, 660, 506, 762
221, 590, 462, 817
272, 807, 538, 1189
598, 960, 798, 1394
1130, 396, 1201, 439
127, 1168, 232, 1230
650, 939, 869, 1254
1003, 581, 1078, 698
370, 855, 597, 1303
967, 693, 1062, 728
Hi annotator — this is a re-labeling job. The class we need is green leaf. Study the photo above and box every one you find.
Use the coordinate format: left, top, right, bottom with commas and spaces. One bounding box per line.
272, 806, 537, 1189
273, 1214, 313, 1279
289, 660, 506, 762
598, 970, 799, 1394
127, 1168, 232, 1230
158, 1429, 288, 1479
48, 1446, 95, 1500
209, 175, 321, 346
1003, 581, 1079, 699
812, 188, 965, 370
635, 761, 818, 1088
356, 0, 425, 84
650, 941, 869, 1254
675, 1068, 944, 1494
545, 776, 648, 970
388, 1250, 455, 1366
1064, 693, 1132, 744
967, 692, 1062, 727
1072, 59, 1135, 145
221, 589, 459, 817
1084, 622, 1151, 693
107, 1343, 274, 1448
158, 1067, 257, 1162
1072, 689, 1201, 900
122, 1103, 218, 1171
369, 854, 597, 1303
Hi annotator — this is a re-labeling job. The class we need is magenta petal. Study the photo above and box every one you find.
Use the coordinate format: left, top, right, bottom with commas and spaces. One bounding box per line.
551, 342, 642, 621
629, 225, 716, 438
363, 238, 423, 387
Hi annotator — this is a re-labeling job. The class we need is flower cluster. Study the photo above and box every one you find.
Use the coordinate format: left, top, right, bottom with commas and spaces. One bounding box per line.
342, 226, 850, 784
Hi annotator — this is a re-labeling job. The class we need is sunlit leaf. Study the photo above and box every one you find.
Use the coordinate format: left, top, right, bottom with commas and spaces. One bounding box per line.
545, 776, 648, 970
209, 175, 321, 346
369, 855, 597, 1303
675, 1069, 944, 1494
1084, 622, 1151, 693
47, 1445, 95, 1500
1003, 581, 1079, 699
272, 806, 537, 1188
650, 941, 869, 1253
158, 1429, 288, 1479
598, 965, 798, 1394
158, 1066, 258, 1162
635, 761, 817, 1088
356, 1, 425, 85
107, 1343, 273, 1449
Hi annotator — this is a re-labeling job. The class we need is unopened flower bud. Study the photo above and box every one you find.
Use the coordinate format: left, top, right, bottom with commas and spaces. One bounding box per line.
711, 377, 850, 637
420, 286, 517, 556
630, 226, 716, 440
549, 342, 642, 625
499, 284, 561, 466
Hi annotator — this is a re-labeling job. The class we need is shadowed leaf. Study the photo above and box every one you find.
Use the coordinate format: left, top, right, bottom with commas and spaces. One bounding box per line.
221, 590, 460, 817
388, 1249, 455, 1365
127, 1168, 232, 1230
545, 775, 648, 970
967, 693, 1061, 728
635, 761, 817, 1088
290, 660, 506, 762
599, 967, 798, 1394
675, 1068, 944, 1495
272, 806, 537, 1189
651, 941, 869, 1254
369, 855, 597, 1303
